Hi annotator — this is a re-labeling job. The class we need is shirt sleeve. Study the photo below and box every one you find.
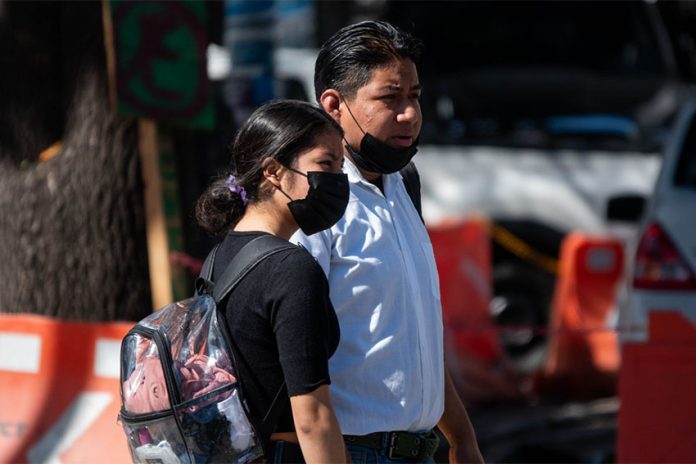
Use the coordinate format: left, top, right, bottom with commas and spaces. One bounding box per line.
290, 229, 332, 278
268, 249, 336, 397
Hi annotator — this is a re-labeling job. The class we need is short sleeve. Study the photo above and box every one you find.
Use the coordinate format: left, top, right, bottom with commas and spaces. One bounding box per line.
268, 249, 336, 397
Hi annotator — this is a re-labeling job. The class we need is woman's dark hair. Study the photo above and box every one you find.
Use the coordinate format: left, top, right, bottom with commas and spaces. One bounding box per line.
314, 20, 423, 102
196, 100, 343, 235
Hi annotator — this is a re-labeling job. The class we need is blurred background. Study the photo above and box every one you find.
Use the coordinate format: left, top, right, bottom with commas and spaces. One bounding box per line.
2, 1, 696, 462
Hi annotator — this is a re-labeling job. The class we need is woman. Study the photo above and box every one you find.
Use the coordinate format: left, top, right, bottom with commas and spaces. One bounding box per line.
196, 100, 349, 463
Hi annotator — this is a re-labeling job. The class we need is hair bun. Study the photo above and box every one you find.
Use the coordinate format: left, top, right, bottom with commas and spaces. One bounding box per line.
195, 179, 246, 235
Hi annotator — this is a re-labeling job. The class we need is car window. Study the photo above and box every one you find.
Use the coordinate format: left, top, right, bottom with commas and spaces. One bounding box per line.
674, 115, 696, 188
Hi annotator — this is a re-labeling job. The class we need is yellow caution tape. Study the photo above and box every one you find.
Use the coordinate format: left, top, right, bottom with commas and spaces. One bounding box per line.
490, 223, 559, 274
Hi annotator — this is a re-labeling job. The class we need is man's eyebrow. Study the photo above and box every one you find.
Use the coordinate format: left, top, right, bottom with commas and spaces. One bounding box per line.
380, 83, 423, 92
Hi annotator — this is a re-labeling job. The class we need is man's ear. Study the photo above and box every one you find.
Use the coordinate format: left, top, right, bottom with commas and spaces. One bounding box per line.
320, 89, 341, 123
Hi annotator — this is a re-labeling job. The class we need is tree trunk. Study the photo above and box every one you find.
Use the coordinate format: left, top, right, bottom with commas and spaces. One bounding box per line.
0, 1, 151, 321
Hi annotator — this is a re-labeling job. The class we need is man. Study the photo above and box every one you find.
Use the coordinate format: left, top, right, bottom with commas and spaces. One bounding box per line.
292, 21, 483, 463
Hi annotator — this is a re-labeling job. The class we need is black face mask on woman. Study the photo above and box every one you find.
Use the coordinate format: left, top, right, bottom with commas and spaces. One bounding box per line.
343, 101, 419, 174
279, 168, 350, 235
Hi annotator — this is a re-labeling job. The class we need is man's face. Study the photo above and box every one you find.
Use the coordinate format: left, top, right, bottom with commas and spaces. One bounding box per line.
340, 58, 422, 154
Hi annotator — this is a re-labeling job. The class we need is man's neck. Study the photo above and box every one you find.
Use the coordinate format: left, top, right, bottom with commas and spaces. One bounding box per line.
370, 175, 384, 193
346, 153, 384, 193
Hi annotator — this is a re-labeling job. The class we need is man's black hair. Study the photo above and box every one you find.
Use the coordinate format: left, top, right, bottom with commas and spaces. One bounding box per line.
314, 20, 423, 102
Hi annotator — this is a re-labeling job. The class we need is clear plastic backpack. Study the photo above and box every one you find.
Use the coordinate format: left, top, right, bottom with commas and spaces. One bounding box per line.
119, 235, 294, 464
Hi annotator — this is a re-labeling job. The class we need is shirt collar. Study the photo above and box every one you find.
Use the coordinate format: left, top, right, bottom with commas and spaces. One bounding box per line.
343, 156, 403, 197
342, 156, 366, 185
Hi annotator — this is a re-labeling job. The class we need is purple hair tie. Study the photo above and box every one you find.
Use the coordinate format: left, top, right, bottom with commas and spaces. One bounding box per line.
225, 175, 248, 205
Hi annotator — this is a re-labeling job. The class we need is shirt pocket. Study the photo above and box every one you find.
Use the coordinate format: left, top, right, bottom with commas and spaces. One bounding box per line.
420, 241, 441, 300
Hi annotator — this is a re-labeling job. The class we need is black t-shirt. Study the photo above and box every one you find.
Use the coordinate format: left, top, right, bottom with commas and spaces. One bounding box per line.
212, 231, 339, 438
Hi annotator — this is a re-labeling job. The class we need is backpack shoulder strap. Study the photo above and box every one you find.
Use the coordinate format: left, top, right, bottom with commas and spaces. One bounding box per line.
213, 234, 295, 303
400, 161, 424, 223
199, 243, 220, 282
195, 243, 221, 296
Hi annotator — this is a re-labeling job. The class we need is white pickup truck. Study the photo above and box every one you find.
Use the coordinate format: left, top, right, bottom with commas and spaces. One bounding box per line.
414, 143, 661, 365
415, 145, 661, 235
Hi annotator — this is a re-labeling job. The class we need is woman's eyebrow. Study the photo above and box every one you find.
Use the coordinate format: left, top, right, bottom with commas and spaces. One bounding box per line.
323, 150, 340, 161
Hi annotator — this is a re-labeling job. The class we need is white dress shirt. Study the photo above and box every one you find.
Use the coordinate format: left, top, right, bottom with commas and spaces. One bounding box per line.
291, 157, 445, 435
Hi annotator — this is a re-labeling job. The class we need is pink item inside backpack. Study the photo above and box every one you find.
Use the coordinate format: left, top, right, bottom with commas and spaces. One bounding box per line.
122, 355, 170, 414
123, 351, 237, 414
179, 353, 237, 412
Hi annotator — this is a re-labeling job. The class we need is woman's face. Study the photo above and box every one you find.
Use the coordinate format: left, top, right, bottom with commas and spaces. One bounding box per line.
283, 129, 344, 199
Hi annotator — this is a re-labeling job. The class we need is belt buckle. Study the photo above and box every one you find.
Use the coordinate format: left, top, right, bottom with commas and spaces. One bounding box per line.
387, 432, 399, 460
388, 432, 422, 460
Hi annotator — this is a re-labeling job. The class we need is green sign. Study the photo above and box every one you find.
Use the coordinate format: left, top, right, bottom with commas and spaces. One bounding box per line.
110, 0, 214, 129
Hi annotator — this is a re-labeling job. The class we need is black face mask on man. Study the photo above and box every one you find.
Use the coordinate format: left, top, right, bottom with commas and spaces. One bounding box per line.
343, 101, 419, 174
278, 168, 350, 235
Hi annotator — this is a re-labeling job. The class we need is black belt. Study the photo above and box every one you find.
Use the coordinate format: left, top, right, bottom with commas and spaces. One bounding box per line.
344, 430, 440, 461
267, 440, 305, 463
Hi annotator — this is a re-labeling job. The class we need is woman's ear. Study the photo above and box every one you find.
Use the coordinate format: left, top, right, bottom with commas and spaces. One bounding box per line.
320, 89, 341, 123
261, 157, 283, 189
